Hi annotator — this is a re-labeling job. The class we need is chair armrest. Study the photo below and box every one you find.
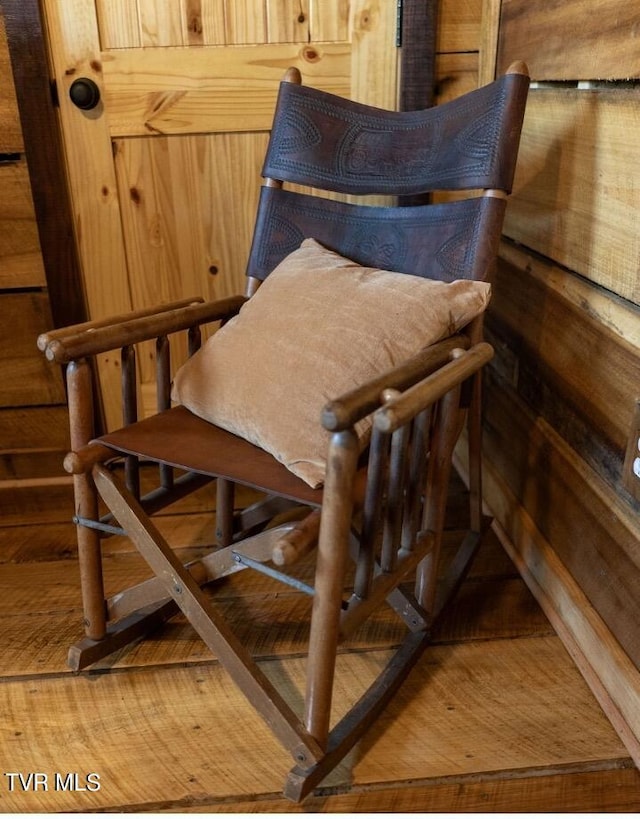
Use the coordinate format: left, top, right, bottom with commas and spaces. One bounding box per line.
374, 342, 494, 433
39, 295, 247, 363
321, 334, 471, 432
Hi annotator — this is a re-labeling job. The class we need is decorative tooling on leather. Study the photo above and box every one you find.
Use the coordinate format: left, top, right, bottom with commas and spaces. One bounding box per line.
247, 187, 505, 284
263, 79, 515, 195
248, 70, 527, 283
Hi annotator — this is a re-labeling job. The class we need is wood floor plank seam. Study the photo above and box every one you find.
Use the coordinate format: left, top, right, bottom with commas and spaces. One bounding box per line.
3, 482, 635, 812
63, 757, 637, 814
0, 628, 563, 685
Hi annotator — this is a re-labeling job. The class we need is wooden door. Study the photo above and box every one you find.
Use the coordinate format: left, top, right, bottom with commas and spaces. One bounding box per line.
41, 0, 399, 427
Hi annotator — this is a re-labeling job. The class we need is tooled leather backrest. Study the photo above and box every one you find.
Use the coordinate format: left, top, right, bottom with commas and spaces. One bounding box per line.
246, 65, 529, 283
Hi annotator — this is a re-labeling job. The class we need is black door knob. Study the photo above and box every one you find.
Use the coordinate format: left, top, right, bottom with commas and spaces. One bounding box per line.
69, 78, 101, 110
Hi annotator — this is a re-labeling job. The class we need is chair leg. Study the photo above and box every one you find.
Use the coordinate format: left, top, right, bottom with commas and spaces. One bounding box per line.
73, 474, 107, 641
285, 629, 430, 801
303, 430, 359, 748
67, 468, 184, 671
66, 358, 107, 642
92, 463, 324, 768
68, 599, 179, 671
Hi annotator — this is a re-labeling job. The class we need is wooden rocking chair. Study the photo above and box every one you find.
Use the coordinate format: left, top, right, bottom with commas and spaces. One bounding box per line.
39, 63, 529, 801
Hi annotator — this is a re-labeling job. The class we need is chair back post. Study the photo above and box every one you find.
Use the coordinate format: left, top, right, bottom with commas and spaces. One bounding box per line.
401, 406, 432, 551
244, 66, 301, 300
121, 344, 141, 498
380, 389, 410, 574
155, 335, 175, 490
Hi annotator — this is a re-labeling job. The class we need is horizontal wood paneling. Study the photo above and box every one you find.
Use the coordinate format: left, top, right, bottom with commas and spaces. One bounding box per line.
498, 242, 640, 350
487, 251, 640, 495
476, 0, 640, 775
0, 406, 69, 451
504, 88, 640, 306
102, 44, 351, 137
435, 52, 478, 104
437, 0, 481, 54
497, 0, 640, 81
0, 406, 69, 480
466, 445, 640, 774
0, 294, 65, 408
0, 452, 68, 482
482, 365, 640, 670
484, 250, 640, 671
0, 160, 46, 289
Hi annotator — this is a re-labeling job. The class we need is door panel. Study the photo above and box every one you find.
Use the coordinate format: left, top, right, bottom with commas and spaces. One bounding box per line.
114, 131, 269, 388
103, 44, 350, 136
42, 0, 398, 427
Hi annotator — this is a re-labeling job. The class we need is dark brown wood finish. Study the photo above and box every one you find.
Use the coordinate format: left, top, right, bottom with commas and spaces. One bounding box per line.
1, 0, 85, 328
487, 251, 640, 496
35, 66, 528, 800
400, 0, 439, 112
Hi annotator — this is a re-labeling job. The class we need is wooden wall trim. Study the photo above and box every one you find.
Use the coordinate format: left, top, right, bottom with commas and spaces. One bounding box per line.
400, 0, 438, 111
504, 88, 640, 306
454, 443, 640, 772
479, 0, 502, 84
489, 485, 640, 770
2, 0, 86, 328
487, 254, 640, 499
483, 377, 640, 661
499, 240, 640, 350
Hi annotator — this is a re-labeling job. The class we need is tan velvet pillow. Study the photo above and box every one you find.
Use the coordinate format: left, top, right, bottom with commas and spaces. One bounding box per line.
171, 238, 491, 488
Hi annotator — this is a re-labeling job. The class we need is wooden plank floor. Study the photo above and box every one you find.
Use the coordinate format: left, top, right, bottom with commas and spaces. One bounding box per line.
1, 474, 639, 813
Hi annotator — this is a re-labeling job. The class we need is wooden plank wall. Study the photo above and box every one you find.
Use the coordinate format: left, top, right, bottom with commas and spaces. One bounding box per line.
435, 0, 481, 104
0, 12, 69, 484
477, 0, 640, 766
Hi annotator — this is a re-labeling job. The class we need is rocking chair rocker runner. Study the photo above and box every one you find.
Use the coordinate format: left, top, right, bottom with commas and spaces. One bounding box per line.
39, 63, 529, 800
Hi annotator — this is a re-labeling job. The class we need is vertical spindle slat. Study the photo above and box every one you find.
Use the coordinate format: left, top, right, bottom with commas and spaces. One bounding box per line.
381, 421, 410, 573
121, 344, 140, 498
354, 426, 389, 599
156, 335, 174, 489
415, 385, 462, 612
188, 324, 202, 357
401, 407, 431, 551
216, 478, 235, 546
